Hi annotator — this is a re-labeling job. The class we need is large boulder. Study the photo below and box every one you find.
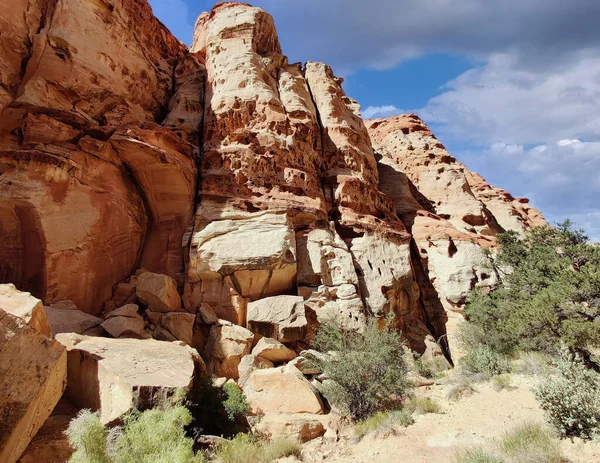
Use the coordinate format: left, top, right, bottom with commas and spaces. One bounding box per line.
247, 295, 308, 343
243, 364, 325, 415
101, 304, 146, 338
0, 283, 51, 337
56, 334, 204, 424
203, 322, 255, 379
252, 337, 297, 364
136, 272, 182, 313
250, 413, 326, 443
0, 309, 66, 463
237, 354, 275, 388
45, 302, 103, 338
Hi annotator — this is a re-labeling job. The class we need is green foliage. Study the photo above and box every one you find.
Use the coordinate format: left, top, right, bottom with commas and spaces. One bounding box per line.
186, 377, 248, 438
455, 422, 565, 463
66, 406, 205, 463
413, 356, 449, 379
314, 318, 410, 420
454, 448, 504, 463
213, 434, 300, 463
66, 410, 110, 463
498, 422, 563, 462
222, 383, 250, 422
465, 222, 600, 355
406, 396, 442, 415
463, 345, 511, 377
491, 375, 513, 392
534, 345, 600, 439
354, 410, 414, 438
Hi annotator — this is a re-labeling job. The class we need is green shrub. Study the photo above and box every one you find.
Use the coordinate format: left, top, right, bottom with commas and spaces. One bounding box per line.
454, 448, 504, 463
455, 422, 565, 463
499, 422, 563, 463
186, 377, 248, 438
446, 376, 476, 401
534, 345, 600, 439
406, 396, 442, 415
222, 383, 250, 422
413, 356, 449, 379
464, 222, 600, 355
65, 406, 205, 463
213, 434, 300, 463
463, 345, 511, 377
354, 410, 414, 438
314, 318, 410, 420
65, 410, 110, 463
491, 375, 513, 392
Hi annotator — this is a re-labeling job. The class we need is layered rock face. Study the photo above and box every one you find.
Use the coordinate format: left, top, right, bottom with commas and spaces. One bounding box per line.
366, 114, 546, 316
0, 0, 197, 314
0, 1, 548, 456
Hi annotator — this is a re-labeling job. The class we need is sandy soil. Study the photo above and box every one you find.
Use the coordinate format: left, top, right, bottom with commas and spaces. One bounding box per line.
300, 374, 600, 463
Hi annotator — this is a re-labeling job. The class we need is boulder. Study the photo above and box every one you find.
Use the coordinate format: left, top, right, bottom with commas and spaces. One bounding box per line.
56, 334, 204, 423
0, 283, 51, 337
106, 303, 140, 319
237, 354, 275, 388
243, 364, 325, 415
136, 272, 181, 313
0, 309, 67, 463
250, 413, 326, 443
45, 305, 102, 338
101, 316, 146, 339
203, 322, 254, 379
160, 312, 196, 346
252, 337, 297, 364
247, 295, 307, 343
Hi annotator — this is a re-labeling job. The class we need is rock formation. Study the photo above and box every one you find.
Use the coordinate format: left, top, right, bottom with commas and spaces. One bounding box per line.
0, 1, 547, 457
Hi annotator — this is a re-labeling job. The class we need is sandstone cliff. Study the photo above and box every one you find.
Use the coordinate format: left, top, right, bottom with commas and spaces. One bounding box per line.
0, 1, 547, 459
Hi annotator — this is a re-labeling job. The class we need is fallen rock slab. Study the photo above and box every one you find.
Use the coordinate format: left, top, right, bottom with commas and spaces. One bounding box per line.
238, 354, 275, 387
0, 309, 67, 463
45, 305, 103, 338
252, 337, 297, 364
247, 295, 307, 343
136, 272, 182, 312
243, 364, 324, 415
0, 283, 51, 337
56, 334, 205, 423
203, 322, 254, 379
250, 413, 326, 443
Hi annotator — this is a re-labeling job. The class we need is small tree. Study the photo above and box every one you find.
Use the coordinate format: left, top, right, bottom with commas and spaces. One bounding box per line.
314, 318, 410, 420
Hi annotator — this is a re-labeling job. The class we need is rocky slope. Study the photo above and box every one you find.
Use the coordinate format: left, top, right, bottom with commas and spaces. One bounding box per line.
0, 1, 546, 460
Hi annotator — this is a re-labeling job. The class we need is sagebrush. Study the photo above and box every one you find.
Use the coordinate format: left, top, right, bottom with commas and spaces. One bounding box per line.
534, 345, 600, 439
314, 318, 410, 420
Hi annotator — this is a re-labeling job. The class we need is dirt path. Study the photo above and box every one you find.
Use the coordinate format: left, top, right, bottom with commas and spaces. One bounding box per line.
300, 375, 600, 463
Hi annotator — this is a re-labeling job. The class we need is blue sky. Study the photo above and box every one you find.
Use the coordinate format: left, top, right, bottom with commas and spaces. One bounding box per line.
149, 0, 600, 241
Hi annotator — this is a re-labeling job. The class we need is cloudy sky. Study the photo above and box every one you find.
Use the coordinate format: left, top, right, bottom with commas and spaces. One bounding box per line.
149, 0, 600, 240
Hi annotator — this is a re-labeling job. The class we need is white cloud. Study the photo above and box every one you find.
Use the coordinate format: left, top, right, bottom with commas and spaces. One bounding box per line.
420, 52, 600, 145
362, 105, 402, 119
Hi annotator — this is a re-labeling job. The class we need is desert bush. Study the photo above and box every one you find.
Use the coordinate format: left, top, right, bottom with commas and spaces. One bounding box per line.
222, 383, 250, 422
464, 222, 600, 356
463, 345, 511, 377
213, 434, 300, 463
491, 375, 513, 392
66, 410, 110, 463
413, 356, 449, 379
66, 406, 205, 463
406, 396, 442, 415
534, 345, 600, 439
499, 422, 563, 463
186, 377, 249, 438
454, 448, 504, 463
455, 422, 565, 463
446, 376, 476, 401
313, 318, 410, 420
354, 410, 414, 438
